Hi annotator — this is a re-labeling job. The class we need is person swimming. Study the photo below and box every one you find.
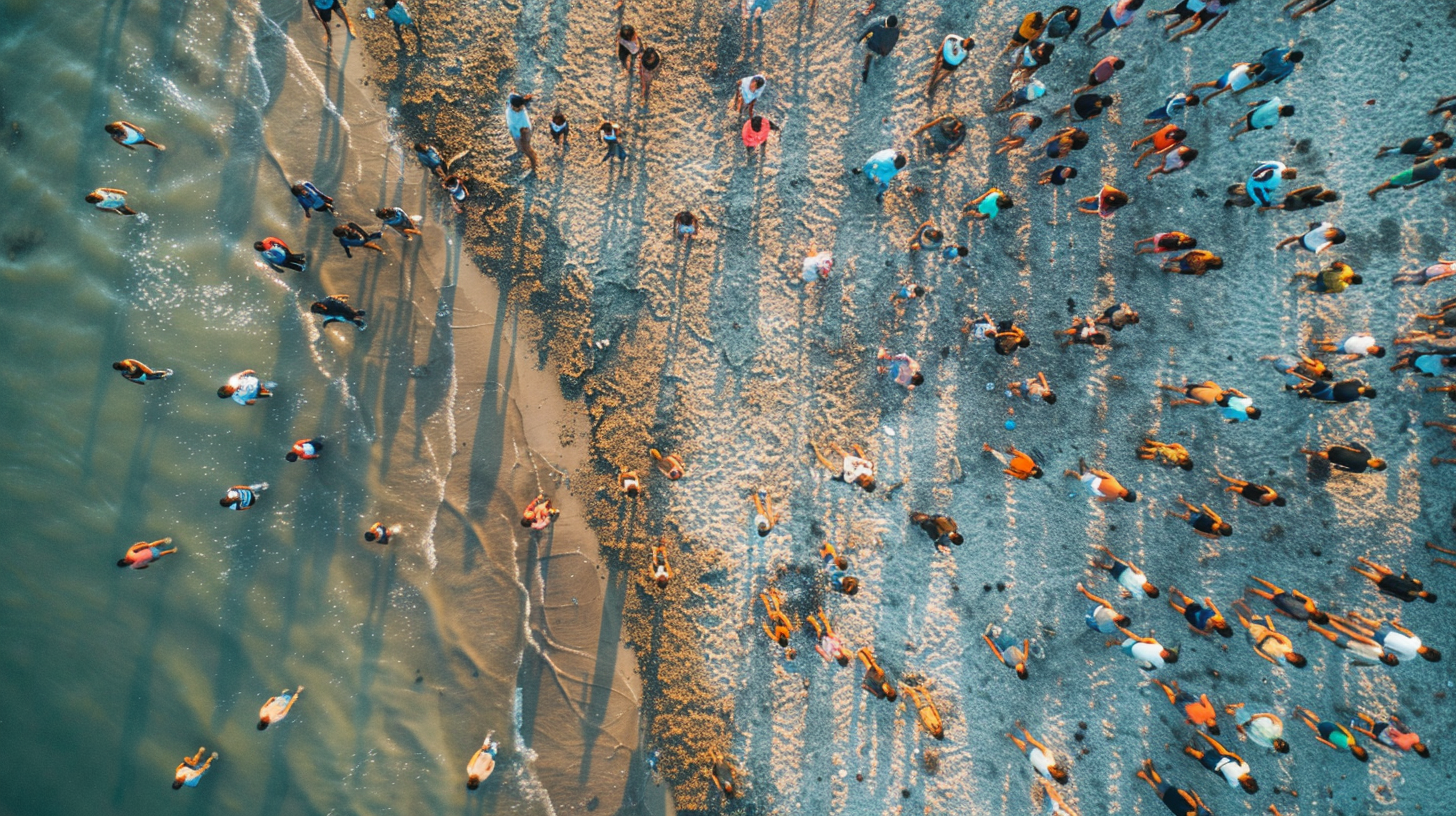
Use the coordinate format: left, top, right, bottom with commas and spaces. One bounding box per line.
117, 538, 176, 569
105, 120, 164, 151
257, 686, 303, 729
112, 359, 173, 384
172, 747, 218, 789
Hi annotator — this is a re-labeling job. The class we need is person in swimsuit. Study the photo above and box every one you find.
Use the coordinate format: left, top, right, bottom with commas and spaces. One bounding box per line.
1073, 56, 1126, 95
597, 120, 628, 164
741, 115, 780, 159
1109, 623, 1178, 672
1007, 371, 1057, 404
1245, 576, 1326, 622
901, 683, 945, 739
1131, 124, 1187, 169
1350, 556, 1436, 602
760, 587, 793, 650
376, 207, 421, 241
1215, 471, 1286, 507
1293, 376, 1377, 403
333, 223, 385, 258
857, 14, 901, 83
983, 626, 1031, 679
1084, 0, 1143, 44
999, 11, 1047, 55
964, 188, 1015, 220
1041, 127, 1090, 160
1295, 706, 1368, 761
1057, 315, 1109, 349
912, 114, 967, 157
257, 686, 303, 729
1374, 131, 1451, 160
806, 609, 850, 665
286, 438, 324, 462
615, 25, 641, 71
1091, 545, 1156, 596
1143, 92, 1200, 126
638, 48, 662, 103
254, 236, 307, 271
1006, 724, 1069, 784
520, 495, 559, 530
1225, 703, 1289, 752
311, 295, 367, 330
1293, 260, 1362, 293
505, 93, 539, 172
172, 747, 218, 789
1160, 249, 1222, 276
1311, 332, 1384, 360
992, 113, 1043, 157
984, 443, 1043, 480
733, 74, 767, 118
1232, 604, 1306, 667
1146, 146, 1198, 181
819, 541, 859, 595
307, 0, 356, 43
1368, 156, 1453, 199
1166, 587, 1232, 637
1075, 185, 1129, 218
1158, 379, 1257, 419
86, 187, 136, 215
105, 120, 164, 151
650, 448, 685, 480
117, 538, 176, 569
466, 733, 499, 789
910, 512, 963, 552
1134, 231, 1195, 254
1307, 619, 1399, 665
1392, 259, 1456, 286
749, 490, 776, 535
811, 441, 874, 490
1078, 582, 1132, 633
611, 468, 640, 498
1185, 731, 1256, 793
291, 180, 334, 218
1350, 711, 1429, 757
927, 33, 973, 96
648, 542, 673, 589
856, 647, 897, 700
1260, 184, 1338, 212
854, 148, 908, 202
1136, 759, 1211, 816
992, 78, 1049, 112
221, 483, 269, 510
113, 359, 173, 384
218, 370, 274, 405
1056, 94, 1114, 123
708, 750, 737, 799
1068, 461, 1137, 503
1154, 679, 1219, 732
1329, 611, 1440, 662
1300, 443, 1385, 473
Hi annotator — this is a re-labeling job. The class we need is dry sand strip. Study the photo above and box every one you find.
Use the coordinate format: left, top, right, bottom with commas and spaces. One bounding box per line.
362, 0, 1456, 813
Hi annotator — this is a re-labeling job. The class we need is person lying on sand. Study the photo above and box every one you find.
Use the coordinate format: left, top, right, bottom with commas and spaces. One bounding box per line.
1109, 623, 1179, 672
173, 747, 218, 789
1185, 731, 1256, 793
1056, 316, 1109, 348
1262, 351, 1331, 389
900, 683, 945, 739
650, 448, 685, 480
1055, 93, 1113, 124
1245, 576, 1327, 622
1037, 776, 1080, 815
1276, 222, 1346, 254
1260, 184, 1338, 212
876, 348, 923, 388
1224, 702, 1289, 752
257, 686, 303, 730
1306, 619, 1399, 665
750, 490, 776, 535
1336, 611, 1439, 662
1038, 165, 1078, 186
1375, 130, 1451, 160
1350, 556, 1436, 602
708, 751, 737, 799
1392, 258, 1456, 286
118, 539, 176, 570
1158, 379, 1259, 421
1167, 588, 1232, 638
1215, 470, 1286, 507
364, 521, 398, 544
820, 541, 859, 595
1007, 371, 1057, 404
811, 441, 875, 491
1231, 601, 1307, 667
1160, 249, 1223, 276
1350, 711, 1430, 757
913, 114, 967, 157
1068, 461, 1137, 502
618, 469, 641, 496
856, 647, 897, 700
1154, 679, 1218, 732
1136, 759, 1211, 816
1078, 582, 1132, 633
806, 609, 850, 665
1098, 302, 1141, 332
910, 512, 963, 552
1006, 723, 1069, 784
1294, 706, 1368, 762
983, 624, 1031, 679
1292, 376, 1377, 403
1189, 61, 1264, 102
1311, 332, 1384, 360
466, 733, 498, 789
1229, 97, 1294, 141
1292, 260, 1362, 293
1299, 442, 1385, 473
985, 443, 1043, 480
993, 78, 1048, 113
113, 359, 172, 384
286, 439, 323, 462
648, 542, 672, 589
521, 495, 559, 530
1166, 496, 1233, 539
1368, 157, 1453, 200
760, 587, 793, 650
1137, 439, 1193, 470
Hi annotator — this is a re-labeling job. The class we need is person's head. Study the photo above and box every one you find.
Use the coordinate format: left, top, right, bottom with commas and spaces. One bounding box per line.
1028, 115, 1044, 129
642, 48, 659, 70
1272, 738, 1290, 754
1281, 168, 1299, 180
1041, 391, 1058, 405
1181, 147, 1199, 163
627, 483, 640, 497
1279, 105, 1296, 117
117, 558, 130, 568
1098, 94, 1114, 109
1306, 608, 1328, 625
1418, 644, 1442, 662
1070, 130, 1090, 149
924, 228, 943, 243
1001, 194, 1018, 210
1348, 273, 1364, 286
1287, 50, 1304, 63
1161, 645, 1179, 664
1245, 405, 1261, 419
1272, 495, 1288, 507
892, 153, 908, 170
258, 717, 271, 730
217, 384, 237, 398
1034, 42, 1054, 60
1217, 521, 1233, 536
1029, 466, 1044, 480
885, 13, 898, 27
1014, 661, 1028, 680
467, 775, 481, 790
1359, 386, 1377, 399
1088, 332, 1109, 347
1168, 127, 1188, 142
1141, 581, 1157, 597
835, 650, 851, 667
618, 24, 635, 39
286, 451, 299, 462
750, 114, 764, 130
1064, 7, 1081, 23
1365, 345, 1387, 359
252, 240, 268, 252
1285, 652, 1307, 668
1351, 744, 1368, 762
1112, 57, 1126, 70
912, 284, 928, 296
551, 110, 566, 125
910, 372, 925, 386
841, 577, 860, 595
1214, 618, 1233, 638
948, 532, 964, 546
375, 208, 391, 219
1316, 189, 1339, 203
104, 122, 123, 135
219, 497, 233, 507
1420, 590, 1438, 602
365, 529, 378, 541
84, 192, 103, 203
1412, 741, 1431, 758
413, 142, 429, 153
1378, 651, 1400, 666
945, 118, 965, 137
1327, 228, 1346, 245
1126, 0, 1144, 8
750, 76, 765, 91
1106, 189, 1129, 207
444, 174, 461, 187
1205, 719, 1220, 735
289, 183, 305, 196
1049, 765, 1069, 785
1368, 458, 1387, 471
1432, 132, 1455, 148
1122, 490, 1139, 504
775, 631, 788, 647
520, 516, 532, 528
1059, 167, 1078, 181
655, 573, 669, 589
857, 475, 876, 492
1113, 613, 1131, 627
173, 780, 185, 790
1182, 92, 1200, 107
1238, 775, 1258, 794
332, 226, 349, 237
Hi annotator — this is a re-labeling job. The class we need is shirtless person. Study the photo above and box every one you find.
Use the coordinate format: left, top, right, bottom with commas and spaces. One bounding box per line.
856, 647, 897, 700
1153, 678, 1219, 732
1138, 439, 1193, 470
117, 538, 176, 569
1158, 379, 1260, 420
173, 747, 218, 789
1349, 556, 1437, 602
1167, 587, 1233, 637
812, 441, 876, 491
900, 683, 945, 739
760, 587, 793, 652
1166, 496, 1233, 539
466, 732, 499, 789
1066, 459, 1137, 502
985, 443, 1044, 479
112, 359, 173, 384
257, 686, 303, 729
1232, 601, 1307, 667
983, 625, 1031, 679
650, 448, 685, 480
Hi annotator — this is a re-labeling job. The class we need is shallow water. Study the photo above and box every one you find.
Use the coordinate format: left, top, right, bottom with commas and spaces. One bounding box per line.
0, 0, 634, 813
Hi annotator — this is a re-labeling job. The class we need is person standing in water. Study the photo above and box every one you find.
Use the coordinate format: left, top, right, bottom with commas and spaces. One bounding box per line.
376, 207, 421, 240
172, 748, 218, 789
1224, 702, 1289, 752
857, 14, 901, 83
257, 686, 303, 729
466, 733, 499, 789
306, 0, 356, 43
254, 237, 307, 272
117, 538, 176, 569
291, 180, 334, 218
218, 370, 274, 405
105, 121, 164, 151
506, 93, 539, 173
286, 439, 324, 462
113, 359, 172, 384
311, 295, 367, 330
221, 483, 269, 510
1294, 706, 1369, 762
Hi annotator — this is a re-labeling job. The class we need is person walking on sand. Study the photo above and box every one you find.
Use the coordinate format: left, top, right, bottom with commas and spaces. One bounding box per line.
1079, 582, 1133, 633
964, 188, 1015, 220
466, 733, 498, 789
927, 32, 973, 96
1225, 703, 1289, 752
1306, 619, 1399, 665
506, 94, 539, 173
1131, 124, 1187, 168
286, 438, 323, 462
1261, 184, 1338, 212
857, 14, 900, 83
1232, 602, 1307, 667
806, 609, 851, 665
1091, 544, 1156, 596
1215, 470, 1286, 507
1350, 711, 1430, 757
307, 0, 356, 43
1074, 55, 1127, 95
857, 647, 897, 700
1368, 156, 1453, 200
1166, 496, 1233, 539
311, 295, 367, 330
1057, 315, 1109, 348
1392, 259, 1456, 286
1185, 731, 1257, 793
221, 483, 268, 511
913, 114, 967, 157
760, 587, 794, 650
1292, 260, 1361, 293
1189, 61, 1264, 102
1167, 588, 1233, 638
254, 236, 307, 271
900, 683, 945, 739
994, 112, 1042, 154
414, 143, 447, 177
650, 448, 685, 480
910, 512, 963, 552
1158, 379, 1260, 420
999, 11, 1047, 55
598, 120, 629, 164
648, 541, 672, 589
615, 24, 641, 71
333, 223, 385, 258
708, 751, 737, 799
820, 541, 859, 595
1008, 371, 1057, 404
993, 78, 1049, 112
1350, 556, 1436, 602
258, 687, 303, 729
751, 490, 776, 535
1311, 332, 1384, 360
983, 626, 1031, 680
173, 748, 217, 789
1248, 46, 1304, 89
741, 115, 780, 159
1146, 146, 1198, 181
106, 120, 164, 151
812, 441, 875, 491
672, 211, 698, 241
1295, 706, 1368, 762
639, 48, 662, 103
733, 74, 767, 119
876, 348, 922, 388
617, 469, 642, 497
1137, 439, 1194, 470
382, 0, 417, 44
1068, 460, 1137, 502
984, 443, 1043, 480
852, 148, 907, 203
521, 495, 559, 530
1230, 97, 1295, 140
1136, 759, 1211, 816
1075, 185, 1129, 218
218, 370, 274, 405
364, 522, 398, 544
1246, 576, 1327, 622
1300, 442, 1385, 473
86, 187, 136, 216
291, 180, 334, 218
1085, 0, 1143, 44
443, 174, 470, 213
1010, 41, 1056, 87
1109, 623, 1179, 672
113, 359, 172, 384
117, 538, 176, 569
1042, 127, 1091, 160
1160, 249, 1223, 276
1154, 679, 1219, 732
1374, 130, 1451, 160
1007, 724, 1070, 784
1055, 94, 1115, 124
548, 110, 569, 148
1134, 231, 1195, 254
1142, 92, 1201, 127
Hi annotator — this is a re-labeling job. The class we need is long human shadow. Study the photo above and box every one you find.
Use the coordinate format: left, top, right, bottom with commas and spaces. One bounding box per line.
79, 312, 132, 479
107, 580, 172, 808
76, 0, 133, 191
574, 564, 630, 785
345, 548, 400, 781
365, 226, 426, 479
